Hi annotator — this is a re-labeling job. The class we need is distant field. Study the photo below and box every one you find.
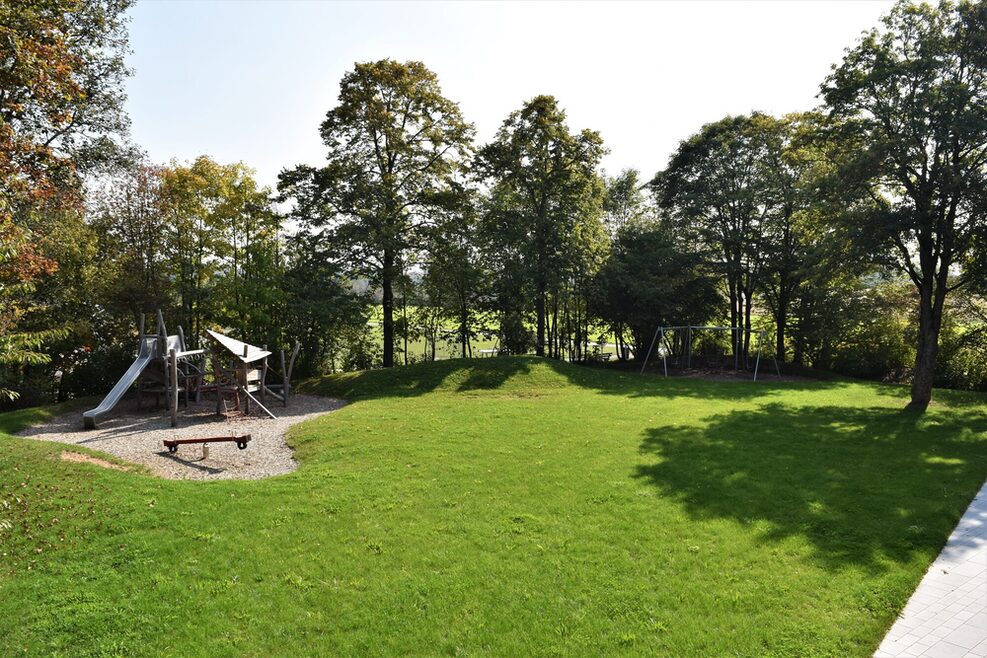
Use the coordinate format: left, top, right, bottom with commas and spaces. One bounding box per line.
2, 358, 985, 656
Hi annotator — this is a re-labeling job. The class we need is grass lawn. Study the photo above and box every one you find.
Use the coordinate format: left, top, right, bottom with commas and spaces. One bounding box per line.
1, 358, 986, 656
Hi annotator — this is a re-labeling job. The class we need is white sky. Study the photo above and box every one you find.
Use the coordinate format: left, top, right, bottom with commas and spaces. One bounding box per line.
125, 0, 894, 190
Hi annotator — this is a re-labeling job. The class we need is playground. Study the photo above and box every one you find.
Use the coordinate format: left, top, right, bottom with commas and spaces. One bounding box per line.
11, 310, 351, 480
19, 394, 344, 480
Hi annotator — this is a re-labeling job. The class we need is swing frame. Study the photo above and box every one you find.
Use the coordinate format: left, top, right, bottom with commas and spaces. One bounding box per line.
639, 325, 781, 381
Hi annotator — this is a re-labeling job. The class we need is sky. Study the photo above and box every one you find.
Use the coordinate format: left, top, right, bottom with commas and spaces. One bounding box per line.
124, 0, 895, 190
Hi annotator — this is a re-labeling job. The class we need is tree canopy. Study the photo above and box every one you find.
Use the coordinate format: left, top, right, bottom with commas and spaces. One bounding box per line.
822, 0, 987, 408
279, 59, 474, 368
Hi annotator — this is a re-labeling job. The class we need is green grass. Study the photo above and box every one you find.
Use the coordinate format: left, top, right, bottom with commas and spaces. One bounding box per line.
1, 358, 985, 656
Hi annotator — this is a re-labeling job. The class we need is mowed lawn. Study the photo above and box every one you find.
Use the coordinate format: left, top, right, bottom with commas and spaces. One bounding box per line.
1, 358, 986, 657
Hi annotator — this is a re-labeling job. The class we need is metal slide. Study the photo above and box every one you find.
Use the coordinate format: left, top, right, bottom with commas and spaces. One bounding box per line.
83, 337, 157, 429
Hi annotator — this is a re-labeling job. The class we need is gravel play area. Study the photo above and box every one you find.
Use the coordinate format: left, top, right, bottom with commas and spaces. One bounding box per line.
17, 394, 346, 481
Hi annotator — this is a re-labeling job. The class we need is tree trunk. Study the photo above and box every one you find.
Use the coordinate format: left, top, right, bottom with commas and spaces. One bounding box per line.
728, 277, 739, 358
536, 285, 546, 357
776, 278, 789, 363
459, 300, 469, 360
909, 280, 946, 410
743, 286, 753, 364
382, 249, 395, 368
402, 295, 408, 366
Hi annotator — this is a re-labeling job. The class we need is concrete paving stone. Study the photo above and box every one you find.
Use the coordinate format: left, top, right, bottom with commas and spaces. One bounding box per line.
875, 481, 987, 657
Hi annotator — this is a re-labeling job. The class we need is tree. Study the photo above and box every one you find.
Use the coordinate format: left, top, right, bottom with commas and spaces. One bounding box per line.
156, 157, 279, 345
654, 113, 779, 361
602, 169, 649, 238
158, 157, 227, 344
758, 113, 828, 363
600, 168, 650, 357
281, 230, 371, 376
591, 220, 720, 358
279, 59, 474, 367
822, 0, 987, 409
1, 0, 132, 225
89, 158, 171, 319
209, 164, 282, 342
0, 219, 63, 402
0, 0, 132, 404
477, 95, 606, 357
421, 183, 487, 359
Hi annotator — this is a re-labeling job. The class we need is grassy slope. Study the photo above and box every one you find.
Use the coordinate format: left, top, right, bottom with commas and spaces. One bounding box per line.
1, 358, 985, 657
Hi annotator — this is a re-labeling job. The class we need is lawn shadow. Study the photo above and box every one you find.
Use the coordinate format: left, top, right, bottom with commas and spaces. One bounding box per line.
156, 450, 226, 475
634, 403, 987, 573
301, 355, 985, 410
536, 357, 852, 402
301, 357, 535, 401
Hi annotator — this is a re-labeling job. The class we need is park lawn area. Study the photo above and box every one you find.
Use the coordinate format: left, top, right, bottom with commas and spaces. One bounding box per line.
1, 358, 986, 657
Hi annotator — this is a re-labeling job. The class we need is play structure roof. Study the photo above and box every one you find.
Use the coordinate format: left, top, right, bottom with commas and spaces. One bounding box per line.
205, 329, 272, 363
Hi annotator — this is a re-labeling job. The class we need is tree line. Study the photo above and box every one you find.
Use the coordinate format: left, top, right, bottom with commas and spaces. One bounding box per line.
2, 0, 986, 410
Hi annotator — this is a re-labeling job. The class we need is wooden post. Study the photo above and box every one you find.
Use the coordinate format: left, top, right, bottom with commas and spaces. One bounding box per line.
280, 348, 288, 407
288, 342, 299, 380
176, 325, 189, 408
156, 309, 166, 359
213, 348, 223, 416
169, 348, 179, 427
242, 345, 249, 414
261, 345, 268, 402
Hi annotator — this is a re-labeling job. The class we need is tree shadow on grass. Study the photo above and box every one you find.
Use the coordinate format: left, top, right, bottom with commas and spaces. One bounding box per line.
634, 403, 987, 573
537, 357, 852, 402
301, 355, 985, 409
301, 357, 536, 401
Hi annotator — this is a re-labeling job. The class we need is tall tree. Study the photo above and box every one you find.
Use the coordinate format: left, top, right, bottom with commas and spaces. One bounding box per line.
477, 95, 606, 357
822, 0, 987, 409
591, 219, 720, 360
210, 164, 281, 342
158, 157, 226, 345
281, 229, 371, 376
1, 0, 132, 225
654, 113, 778, 361
89, 158, 171, 319
279, 59, 474, 367
602, 168, 649, 238
0, 0, 132, 403
422, 183, 486, 359
758, 113, 827, 362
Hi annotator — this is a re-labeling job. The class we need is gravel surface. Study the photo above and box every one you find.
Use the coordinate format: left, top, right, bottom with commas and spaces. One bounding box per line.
17, 394, 346, 481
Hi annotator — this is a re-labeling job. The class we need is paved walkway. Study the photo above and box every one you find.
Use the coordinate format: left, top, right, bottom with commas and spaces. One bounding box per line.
875, 480, 987, 658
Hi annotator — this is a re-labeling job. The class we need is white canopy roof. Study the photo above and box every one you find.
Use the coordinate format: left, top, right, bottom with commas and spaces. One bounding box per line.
205, 329, 272, 363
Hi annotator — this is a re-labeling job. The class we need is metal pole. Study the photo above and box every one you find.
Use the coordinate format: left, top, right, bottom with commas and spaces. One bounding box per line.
734, 327, 739, 372
661, 330, 674, 377
640, 326, 661, 375
686, 326, 692, 369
